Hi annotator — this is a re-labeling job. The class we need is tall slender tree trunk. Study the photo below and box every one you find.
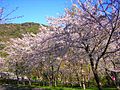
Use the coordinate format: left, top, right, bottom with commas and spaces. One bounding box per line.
92, 69, 102, 90
28, 77, 32, 86
82, 75, 86, 90
81, 63, 86, 90
89, 57, 102, 90
15, 63, 19, 85
16, 75, 19, 85
50, 65, 55, 86
22, 77, 25, 85
75, 72, 82, 87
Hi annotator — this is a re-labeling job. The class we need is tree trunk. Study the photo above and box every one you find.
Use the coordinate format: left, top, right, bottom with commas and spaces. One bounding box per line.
89, 57, 102, 90
115, 73, 120, 90
16, 74, 19, 85
54, 77, 57, 87
76, 72, 82, 87
49, 65, 55, 86
28, 78, 32, 86
83, 75, 86, 90
92, 69, 102, 90
22, 77, 25, 85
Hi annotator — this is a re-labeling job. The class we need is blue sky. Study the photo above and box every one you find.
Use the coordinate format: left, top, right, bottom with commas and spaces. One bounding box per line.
1, 0, 71, 24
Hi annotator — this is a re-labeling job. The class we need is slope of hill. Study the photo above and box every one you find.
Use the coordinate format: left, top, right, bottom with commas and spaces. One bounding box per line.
0, 22, 40, 42
0, 22, 41, 57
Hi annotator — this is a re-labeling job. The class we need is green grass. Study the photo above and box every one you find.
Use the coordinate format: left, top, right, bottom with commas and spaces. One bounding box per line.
42, 87, 117, 90
19, 85, 117, 90
2, 84, 117, 90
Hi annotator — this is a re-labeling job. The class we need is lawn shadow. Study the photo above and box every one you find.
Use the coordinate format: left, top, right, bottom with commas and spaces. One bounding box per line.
0, 84, 31, 90
0, 84, 47, 90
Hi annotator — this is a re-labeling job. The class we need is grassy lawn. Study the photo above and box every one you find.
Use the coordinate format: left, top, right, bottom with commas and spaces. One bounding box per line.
26, 85, 117, 90
1, 84, 117, 90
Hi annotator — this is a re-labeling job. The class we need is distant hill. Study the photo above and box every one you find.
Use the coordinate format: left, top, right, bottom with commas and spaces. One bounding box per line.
0, 22, 41, 42
0, 22, 43, 57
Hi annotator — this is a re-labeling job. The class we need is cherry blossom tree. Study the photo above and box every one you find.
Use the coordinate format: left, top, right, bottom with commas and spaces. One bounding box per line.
0, 57, 4, 70
47, 0, 120, 89
4, 29, 56, 84
4, 0, 119, 89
